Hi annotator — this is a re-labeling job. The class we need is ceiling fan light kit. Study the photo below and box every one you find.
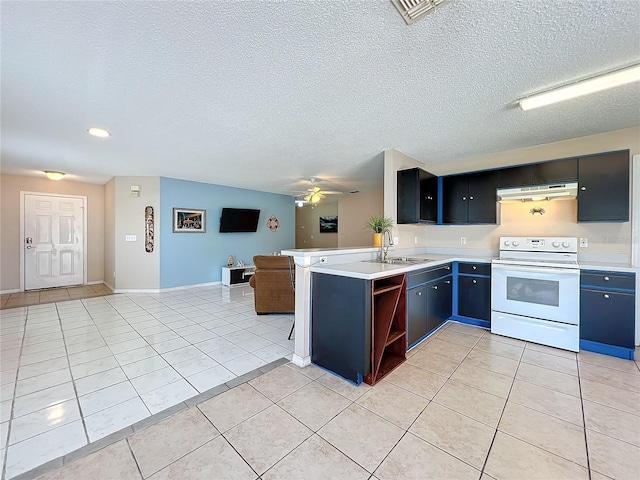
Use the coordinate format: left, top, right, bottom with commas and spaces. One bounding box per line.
519, 63, 640, 111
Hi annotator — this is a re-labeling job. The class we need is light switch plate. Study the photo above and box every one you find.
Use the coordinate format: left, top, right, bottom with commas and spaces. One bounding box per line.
580, 238, 588, 248
125, 235, 137, 242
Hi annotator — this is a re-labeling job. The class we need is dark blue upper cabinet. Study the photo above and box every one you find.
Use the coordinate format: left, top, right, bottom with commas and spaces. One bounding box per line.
397, 167, 438, 224
443, 171, 496, 224
496, 165, 535, 188
578, 150, 629, 222
534, 158, 578, 184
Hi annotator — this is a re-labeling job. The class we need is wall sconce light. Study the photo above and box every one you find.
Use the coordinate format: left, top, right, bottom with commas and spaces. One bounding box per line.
44, 171, 65, 181
130, 185, 141, 197
530, 207, 546, 215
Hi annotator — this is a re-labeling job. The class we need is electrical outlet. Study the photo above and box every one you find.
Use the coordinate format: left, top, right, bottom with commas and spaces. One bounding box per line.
414, 236, 418, 245
580, 238, 588, 248
393, 236, 399, 245
319, 256, 328, 264
460, 237, 466, 245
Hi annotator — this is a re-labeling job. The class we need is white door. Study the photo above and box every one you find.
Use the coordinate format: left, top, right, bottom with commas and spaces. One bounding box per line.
24, 194, 84, 290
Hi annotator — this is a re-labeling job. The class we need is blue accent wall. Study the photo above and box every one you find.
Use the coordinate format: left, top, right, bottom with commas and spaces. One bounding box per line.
159, 177, 295, 288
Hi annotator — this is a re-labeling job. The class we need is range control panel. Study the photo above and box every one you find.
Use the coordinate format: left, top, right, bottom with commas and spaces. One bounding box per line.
499, 237, 578, 253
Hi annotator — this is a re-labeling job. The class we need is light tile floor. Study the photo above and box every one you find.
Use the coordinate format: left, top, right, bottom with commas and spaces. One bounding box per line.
10, 320, 640, 480
0, 285, 294, 479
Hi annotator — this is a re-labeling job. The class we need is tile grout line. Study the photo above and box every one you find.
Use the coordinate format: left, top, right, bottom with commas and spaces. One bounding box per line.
478, 334, 525, 476
576, 353, 593, 480
61, 299, 99, 447
1, 306, 28, 480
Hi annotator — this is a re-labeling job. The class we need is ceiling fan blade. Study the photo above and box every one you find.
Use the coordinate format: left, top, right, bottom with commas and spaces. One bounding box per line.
319, 190, 343, 195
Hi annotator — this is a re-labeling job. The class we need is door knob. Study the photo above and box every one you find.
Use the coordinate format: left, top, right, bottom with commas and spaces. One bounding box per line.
26, 246, 34, 249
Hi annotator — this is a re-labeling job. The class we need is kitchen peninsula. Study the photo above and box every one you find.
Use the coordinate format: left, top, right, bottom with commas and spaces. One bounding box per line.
283, 245, 637, 383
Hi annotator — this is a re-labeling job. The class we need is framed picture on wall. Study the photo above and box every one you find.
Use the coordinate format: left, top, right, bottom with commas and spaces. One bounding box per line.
319, 215, 338, 233
173, 208, 206, 233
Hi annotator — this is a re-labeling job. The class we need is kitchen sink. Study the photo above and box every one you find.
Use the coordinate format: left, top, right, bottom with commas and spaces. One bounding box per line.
363, 257, 434, 265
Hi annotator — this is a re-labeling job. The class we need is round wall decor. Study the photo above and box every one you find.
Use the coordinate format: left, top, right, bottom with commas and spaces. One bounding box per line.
267, 215, 280, 231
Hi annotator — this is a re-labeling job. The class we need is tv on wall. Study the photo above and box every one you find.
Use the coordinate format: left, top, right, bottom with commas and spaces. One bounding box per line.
219, 208, 260, 233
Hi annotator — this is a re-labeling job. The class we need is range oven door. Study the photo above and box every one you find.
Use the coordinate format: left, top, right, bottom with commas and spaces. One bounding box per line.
491, 263, 579, 325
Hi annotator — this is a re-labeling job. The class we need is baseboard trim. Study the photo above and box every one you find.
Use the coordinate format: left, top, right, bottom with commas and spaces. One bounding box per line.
579, 339, 635, 360
86, 280, 105, 286
114, 281, 222, 294
0, 288, 21, 295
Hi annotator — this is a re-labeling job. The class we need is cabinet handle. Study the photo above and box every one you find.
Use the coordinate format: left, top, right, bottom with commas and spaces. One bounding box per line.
472, 279, 477, 284
446, 266, 450, 270
417, 291, 422, 296
581, 186, 586, 191
462, 196, 467, 201
426, 196, 433, 200
445, 280, 451, 284
432, 285, 438, 290
603, 294, 610, 299
472, 265, 477, 270
603, 276, 609, 281
469, 196, 474, 200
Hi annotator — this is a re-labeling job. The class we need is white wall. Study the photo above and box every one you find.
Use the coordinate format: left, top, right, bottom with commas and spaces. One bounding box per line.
113, 177, 160, 290
338, 190, 384, 247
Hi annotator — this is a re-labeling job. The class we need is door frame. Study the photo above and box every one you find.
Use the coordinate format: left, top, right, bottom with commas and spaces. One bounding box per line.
20, 191, 89, 291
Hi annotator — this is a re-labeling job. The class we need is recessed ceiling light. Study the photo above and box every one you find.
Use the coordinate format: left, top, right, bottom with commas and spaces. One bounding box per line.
44, 170, 65, 181
87, 127, 111, 138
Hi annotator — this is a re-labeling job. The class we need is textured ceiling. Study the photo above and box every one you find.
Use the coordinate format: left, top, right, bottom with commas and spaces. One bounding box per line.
1, 1, 639, 196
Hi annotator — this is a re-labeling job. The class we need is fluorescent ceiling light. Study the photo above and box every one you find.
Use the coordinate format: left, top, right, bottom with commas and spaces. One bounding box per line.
87, 127, 111, 138
519, 64, 640, 111
44, 170, 65, 181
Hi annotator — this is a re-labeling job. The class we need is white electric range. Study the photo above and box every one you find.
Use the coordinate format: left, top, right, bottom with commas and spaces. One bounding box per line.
491, 236, 580, 351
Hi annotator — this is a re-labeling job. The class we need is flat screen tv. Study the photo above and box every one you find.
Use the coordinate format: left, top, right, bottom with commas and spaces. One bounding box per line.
219, 208, 260, 233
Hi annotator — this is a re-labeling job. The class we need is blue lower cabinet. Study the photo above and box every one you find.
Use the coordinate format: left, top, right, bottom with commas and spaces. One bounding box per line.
457, 275, 491, 323
407, 284, 428, 347
579, 270, 636, 360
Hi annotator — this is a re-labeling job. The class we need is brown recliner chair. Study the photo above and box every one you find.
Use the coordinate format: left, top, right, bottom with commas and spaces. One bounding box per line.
249, 255, 295, 315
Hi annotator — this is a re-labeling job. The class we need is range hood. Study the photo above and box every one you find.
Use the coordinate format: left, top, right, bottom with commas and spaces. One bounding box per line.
497, 182, 578, 203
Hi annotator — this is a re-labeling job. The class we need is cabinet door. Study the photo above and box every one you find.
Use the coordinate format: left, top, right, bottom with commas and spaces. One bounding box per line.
580, 288, 635, 348
578, 150, 629, 222
534, 158, 578, 184
427, 278, 452, 332
397, 168, 437, 224
458, 276, 491, 321
442, 175, 468, 223
467, 170, 497, 224
420, 172, 438, 222
496, 165, 535, 187
407, 285, 428, 347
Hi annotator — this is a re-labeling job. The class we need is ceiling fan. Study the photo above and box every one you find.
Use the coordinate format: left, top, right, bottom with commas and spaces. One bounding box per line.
292, 177, 343, 206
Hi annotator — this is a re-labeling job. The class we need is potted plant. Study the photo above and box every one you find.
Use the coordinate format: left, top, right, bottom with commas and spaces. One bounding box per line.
365, 214, 394, 247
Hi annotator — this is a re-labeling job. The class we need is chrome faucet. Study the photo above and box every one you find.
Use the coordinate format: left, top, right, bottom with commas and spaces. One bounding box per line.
380, 229, 394, 262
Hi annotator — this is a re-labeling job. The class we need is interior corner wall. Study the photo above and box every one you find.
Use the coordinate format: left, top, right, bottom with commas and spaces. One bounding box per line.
337, 190, 384, 247
103, 178, 116, 290
159, 177, 295, 289
383, 149, 429, 248
295, 203, 338, 249
384, 126, 640, 255
0, 174, 105, 292
114, 177, 160, 290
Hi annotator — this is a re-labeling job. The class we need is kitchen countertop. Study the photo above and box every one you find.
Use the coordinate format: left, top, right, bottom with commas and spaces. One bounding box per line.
310, 254, 495, 280
310, 254, 638, 280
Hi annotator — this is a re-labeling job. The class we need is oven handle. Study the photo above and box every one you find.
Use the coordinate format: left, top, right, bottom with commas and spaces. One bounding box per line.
491, 263, 580, 275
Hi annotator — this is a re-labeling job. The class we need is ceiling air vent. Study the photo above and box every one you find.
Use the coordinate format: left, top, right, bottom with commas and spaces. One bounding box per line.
391, 0, 449, 25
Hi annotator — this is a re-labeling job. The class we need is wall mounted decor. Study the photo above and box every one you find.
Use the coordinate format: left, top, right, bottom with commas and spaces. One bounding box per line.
319, 215, 338, 233
267, 215, 280, 232
145, 206, 154, 252
173, 208, 206, 233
